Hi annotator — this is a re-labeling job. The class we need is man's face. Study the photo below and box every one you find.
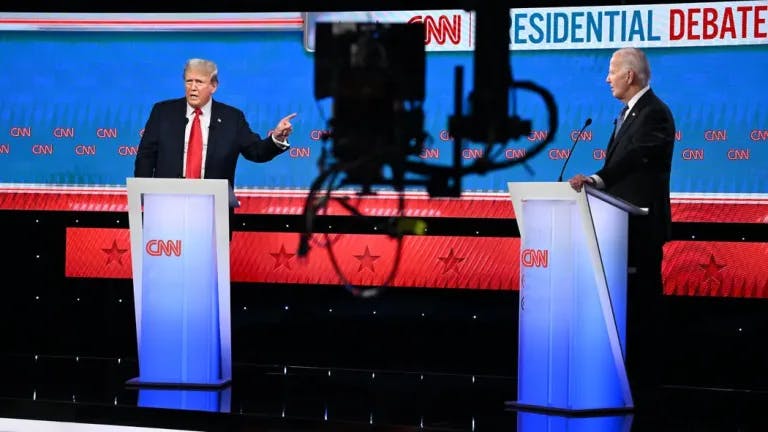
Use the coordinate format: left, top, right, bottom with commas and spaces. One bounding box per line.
606, 53, 631, 103
184, 68, 217, 108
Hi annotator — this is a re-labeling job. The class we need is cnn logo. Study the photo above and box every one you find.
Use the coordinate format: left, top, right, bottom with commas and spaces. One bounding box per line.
146, 240, 182, 257
407, 14, 461, 45
521, 249, 548, 268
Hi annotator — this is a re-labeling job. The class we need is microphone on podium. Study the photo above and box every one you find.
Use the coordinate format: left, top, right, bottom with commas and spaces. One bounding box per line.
557, 117, 592, 182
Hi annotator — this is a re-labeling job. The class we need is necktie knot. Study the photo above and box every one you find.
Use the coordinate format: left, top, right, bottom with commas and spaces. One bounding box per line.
619, 105, 628, 118
194, 108, 202, 116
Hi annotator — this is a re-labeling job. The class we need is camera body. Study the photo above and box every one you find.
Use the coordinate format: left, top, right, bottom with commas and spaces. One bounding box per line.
314, 22, 426, 192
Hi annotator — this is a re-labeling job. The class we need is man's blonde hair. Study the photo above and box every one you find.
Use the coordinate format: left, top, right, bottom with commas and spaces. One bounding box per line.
184, 58, 218, 84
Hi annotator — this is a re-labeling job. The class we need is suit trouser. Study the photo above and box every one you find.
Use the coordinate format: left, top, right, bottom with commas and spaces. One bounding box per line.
228, 208, 236, 241
626, 216, 665, 391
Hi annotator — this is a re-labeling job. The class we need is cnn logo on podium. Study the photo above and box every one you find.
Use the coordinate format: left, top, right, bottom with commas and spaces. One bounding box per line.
145, 240, 182, 257
521, 249, 548, 268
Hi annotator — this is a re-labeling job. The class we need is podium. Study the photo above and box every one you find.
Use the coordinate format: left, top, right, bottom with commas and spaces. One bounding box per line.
138, 387, 232, 413
506, 182, 647, 413
126, 177, 232, 388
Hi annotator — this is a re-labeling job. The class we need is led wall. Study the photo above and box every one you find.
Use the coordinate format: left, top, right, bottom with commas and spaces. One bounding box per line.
1, 4, 766, 296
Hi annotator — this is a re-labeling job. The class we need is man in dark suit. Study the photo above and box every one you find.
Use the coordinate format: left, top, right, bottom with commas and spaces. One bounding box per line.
134, 57, 296, 189
569, 47, 675, 396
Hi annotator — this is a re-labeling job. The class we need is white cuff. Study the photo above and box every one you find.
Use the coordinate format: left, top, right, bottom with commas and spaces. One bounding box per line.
271, 134, 290, 149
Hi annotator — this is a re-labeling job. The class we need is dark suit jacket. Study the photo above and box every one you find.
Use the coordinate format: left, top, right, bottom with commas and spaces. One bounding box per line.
134, 98, 286, 187
597, 89, 675, 245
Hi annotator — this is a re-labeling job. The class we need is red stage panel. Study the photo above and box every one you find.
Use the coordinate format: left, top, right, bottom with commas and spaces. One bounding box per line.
65, 227, 768, 298
66, 228, 132, 279
663, 241, 768, 298
230, 233, 519, 289
4, 186, 768, 223
65, 228, 520, 290
17, 186, 768, 297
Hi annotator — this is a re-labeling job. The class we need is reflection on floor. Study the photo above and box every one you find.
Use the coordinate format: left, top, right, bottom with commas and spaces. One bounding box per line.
0, 354, 765, 431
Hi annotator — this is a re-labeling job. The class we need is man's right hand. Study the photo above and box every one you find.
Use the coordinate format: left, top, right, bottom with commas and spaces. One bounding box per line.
271, 113, 298, 142
568, 174, 594, 192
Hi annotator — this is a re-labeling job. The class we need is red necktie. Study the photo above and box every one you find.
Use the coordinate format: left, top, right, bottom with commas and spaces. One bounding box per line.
185, 108, 203, 179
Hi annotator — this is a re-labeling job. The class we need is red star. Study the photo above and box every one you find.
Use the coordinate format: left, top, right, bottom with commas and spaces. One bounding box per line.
353, 246, 380, 273
438, 248, 465, 274
102, 240, 128, 266
699, 253, 726, 282
270, 244, 295, 270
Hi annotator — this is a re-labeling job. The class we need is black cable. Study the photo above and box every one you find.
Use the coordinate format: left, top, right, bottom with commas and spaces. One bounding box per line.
322, 192, 405, 298
404, 78, 558, 177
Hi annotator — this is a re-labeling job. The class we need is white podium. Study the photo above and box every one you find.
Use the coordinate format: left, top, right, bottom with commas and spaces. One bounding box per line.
126, 177, 232, 388
506, 182, 647, 413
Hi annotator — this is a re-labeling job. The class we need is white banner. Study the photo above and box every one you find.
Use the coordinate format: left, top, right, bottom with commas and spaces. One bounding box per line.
305, 3, 766, 51
511, 1, 768, 50
2, 3, 766, 51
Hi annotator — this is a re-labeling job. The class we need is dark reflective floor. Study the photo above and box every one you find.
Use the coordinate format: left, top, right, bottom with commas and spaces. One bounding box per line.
1, 354, 766, 431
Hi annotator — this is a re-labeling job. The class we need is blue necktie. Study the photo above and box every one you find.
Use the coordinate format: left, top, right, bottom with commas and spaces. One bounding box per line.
614, 105, 629, 137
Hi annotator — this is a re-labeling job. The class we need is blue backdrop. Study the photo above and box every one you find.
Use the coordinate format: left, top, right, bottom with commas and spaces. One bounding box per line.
0, 30, 766, 193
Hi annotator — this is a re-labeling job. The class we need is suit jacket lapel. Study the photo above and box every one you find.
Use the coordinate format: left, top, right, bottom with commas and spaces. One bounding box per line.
605, 134, 617, 162
606, 113, 635, 163
173, 99, 188, 174
605, 90, 655, 164
613, 109, 637, 143
605, 118, 620, 160
204, 101, 221, 178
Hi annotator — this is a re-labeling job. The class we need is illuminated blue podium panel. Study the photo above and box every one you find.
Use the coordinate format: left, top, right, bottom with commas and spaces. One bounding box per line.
138, 387, 232, 413
507, 182, 646, 413
517, 411, 633, 432
126, 178, 232, 388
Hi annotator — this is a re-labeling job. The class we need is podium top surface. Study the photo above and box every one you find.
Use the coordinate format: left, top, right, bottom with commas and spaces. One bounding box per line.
585, 185, 648, 216
507, 182, 648, 216
126, 177, 229, 195
126, 177, 239, 207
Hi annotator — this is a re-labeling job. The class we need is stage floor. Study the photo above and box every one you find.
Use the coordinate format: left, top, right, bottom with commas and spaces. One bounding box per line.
0, 354, 766, 431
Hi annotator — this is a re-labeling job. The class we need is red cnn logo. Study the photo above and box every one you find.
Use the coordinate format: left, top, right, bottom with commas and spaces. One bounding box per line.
96, 128, 118, 138
703, 130, 727, 141
521, 249, 548, 268
9, 127, 32, 137
407, 14, 461, 45
146, 240, 182, 257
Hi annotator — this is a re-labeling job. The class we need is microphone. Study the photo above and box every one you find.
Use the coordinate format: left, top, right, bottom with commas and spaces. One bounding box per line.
557, 117, 592, 182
